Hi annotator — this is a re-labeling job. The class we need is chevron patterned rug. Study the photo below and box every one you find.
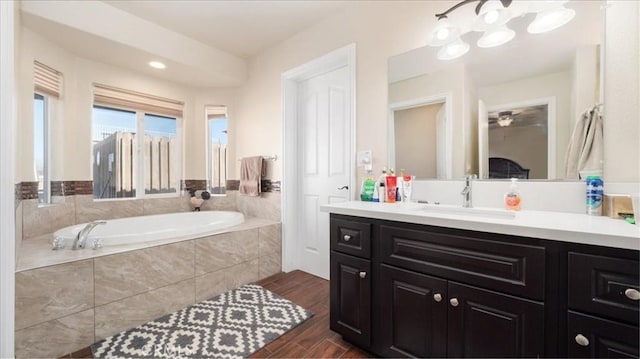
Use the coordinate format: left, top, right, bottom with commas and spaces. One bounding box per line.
91, 284, 313, 358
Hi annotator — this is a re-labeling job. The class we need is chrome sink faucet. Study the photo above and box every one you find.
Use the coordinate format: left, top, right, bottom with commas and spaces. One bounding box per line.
72, 220, 107, 250
461, 174, 477, 208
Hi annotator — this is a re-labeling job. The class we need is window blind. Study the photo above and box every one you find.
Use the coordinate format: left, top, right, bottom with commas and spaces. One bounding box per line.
206, 105, 227, 119
93, 84, 184, 118
34, 61, 62, 98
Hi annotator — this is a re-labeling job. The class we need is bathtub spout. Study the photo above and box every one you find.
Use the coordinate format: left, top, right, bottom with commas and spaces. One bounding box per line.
72, 220, 107, 250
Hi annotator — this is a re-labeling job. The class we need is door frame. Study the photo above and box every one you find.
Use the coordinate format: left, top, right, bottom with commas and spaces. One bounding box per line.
483, 96, 557, 179
0, 0, 16, 356
388, 93, 453, 179
281, 43, 356, 272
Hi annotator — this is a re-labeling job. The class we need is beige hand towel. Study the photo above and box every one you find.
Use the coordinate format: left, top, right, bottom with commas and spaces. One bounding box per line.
564, 107, 604, 179
239, 156, 263, 196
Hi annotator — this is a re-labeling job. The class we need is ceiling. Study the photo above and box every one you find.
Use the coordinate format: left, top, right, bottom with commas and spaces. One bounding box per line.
20, 0, 349, 87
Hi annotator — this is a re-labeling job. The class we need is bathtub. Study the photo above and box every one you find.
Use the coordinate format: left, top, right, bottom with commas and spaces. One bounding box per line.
53, 211, 245, 248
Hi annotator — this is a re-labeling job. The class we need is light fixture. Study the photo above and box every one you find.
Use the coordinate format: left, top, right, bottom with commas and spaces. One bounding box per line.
527, 4, 576, 34
497, 111, 514, 127
427, 16, 460, 47
427, 0, 577, 60
437, 38, 470, 60
148, 61, 166, 69
477, 25, 515, 48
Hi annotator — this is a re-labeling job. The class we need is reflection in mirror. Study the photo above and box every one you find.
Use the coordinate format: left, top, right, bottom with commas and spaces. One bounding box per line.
206, 105, 228, 195
388, 1, 603, 180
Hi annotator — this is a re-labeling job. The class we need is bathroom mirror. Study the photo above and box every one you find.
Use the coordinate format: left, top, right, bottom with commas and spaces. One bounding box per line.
388, 1, 603, 180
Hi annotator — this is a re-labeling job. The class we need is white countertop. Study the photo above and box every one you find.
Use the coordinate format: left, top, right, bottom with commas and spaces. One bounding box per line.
320, 201, 640, 251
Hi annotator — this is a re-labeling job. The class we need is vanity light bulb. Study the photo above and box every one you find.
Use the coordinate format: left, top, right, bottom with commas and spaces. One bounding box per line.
527, 6, 576, 34
437, 27, 450, 40
484, 10, 499, 24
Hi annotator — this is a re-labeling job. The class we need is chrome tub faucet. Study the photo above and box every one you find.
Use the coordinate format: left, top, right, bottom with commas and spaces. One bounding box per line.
461, 174, 477, 208
72, 220, 107, 250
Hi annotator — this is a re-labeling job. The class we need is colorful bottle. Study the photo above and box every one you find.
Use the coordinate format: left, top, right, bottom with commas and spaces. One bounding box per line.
504, 178, 521, 211
586, 175, 604, 216
378, 168, 387, 203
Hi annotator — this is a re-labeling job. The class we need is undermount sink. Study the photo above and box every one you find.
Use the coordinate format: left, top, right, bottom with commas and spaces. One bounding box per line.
420, 204, 517, 219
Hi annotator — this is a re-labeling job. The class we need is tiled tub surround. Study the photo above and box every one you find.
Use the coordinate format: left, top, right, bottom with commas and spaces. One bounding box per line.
14, 219, 282, 358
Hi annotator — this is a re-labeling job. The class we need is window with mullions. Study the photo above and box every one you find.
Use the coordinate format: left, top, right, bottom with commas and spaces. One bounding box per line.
33, 93, 49, 204
206, 106, 228, 195
92, 106, 179, 199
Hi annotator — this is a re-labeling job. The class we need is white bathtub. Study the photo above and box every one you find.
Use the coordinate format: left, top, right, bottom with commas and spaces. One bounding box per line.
53, 211, 245, 248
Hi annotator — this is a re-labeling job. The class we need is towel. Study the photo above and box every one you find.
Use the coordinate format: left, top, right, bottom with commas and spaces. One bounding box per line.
564, 106, 604, 179
239, 156, 263, 196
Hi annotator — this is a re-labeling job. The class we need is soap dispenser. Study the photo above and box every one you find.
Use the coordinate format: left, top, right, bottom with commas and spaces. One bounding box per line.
504, 178, 521, 211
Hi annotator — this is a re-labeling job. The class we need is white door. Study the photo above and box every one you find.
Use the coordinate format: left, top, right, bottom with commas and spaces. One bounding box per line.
296, 65, 351, 279
478, 100, 489, 179
435, 104, 446, 179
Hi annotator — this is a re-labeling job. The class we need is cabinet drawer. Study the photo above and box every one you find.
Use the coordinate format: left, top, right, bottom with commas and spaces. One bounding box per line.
568, 311, 639, 358
331, 217, 371, 258
568, 252, 639, 325
379, 224, 546, 300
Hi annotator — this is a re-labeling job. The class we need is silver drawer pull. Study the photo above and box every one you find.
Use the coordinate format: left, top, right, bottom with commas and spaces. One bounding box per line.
343, 234, 351, 242
449, 298, 459, 307
625, 288, 640, 300
433, 293, 442, 302
359, 271, 366, 279
575, 334, 590, 347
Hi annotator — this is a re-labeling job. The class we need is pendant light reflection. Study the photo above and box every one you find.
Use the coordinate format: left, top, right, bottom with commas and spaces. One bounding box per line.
437, 38, 470, 60
527, 5, 576, 34
473, 0, 511, 32
428, 16, 460, 47
477, 25, 515, 48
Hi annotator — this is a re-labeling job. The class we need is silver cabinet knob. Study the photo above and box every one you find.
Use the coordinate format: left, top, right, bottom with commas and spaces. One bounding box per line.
433, 293, 442, 302
575, 334, 590, 347
359, 271, 366, 279
343, 234, 351, 242
624, 288, 640, 300
450, 298, 459, 307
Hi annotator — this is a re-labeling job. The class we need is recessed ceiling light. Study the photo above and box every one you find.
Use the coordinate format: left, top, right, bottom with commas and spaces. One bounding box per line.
148, 61, 166, 69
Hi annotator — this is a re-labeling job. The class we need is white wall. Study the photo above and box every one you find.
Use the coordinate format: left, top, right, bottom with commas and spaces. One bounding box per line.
17, 27, 239, 182
477, 71, 572, 178
394, 103, 441, 178
571, 45, 600, 130
604, 0, 640, 182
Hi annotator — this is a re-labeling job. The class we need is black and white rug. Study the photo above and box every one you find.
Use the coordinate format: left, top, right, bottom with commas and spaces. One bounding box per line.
91, 284, 313, 358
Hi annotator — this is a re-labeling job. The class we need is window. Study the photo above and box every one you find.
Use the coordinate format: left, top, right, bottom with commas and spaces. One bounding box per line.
206, 106, 228, 195
33, 93, 49, 204
33, 61, 61, 204
92, 84, 183, 200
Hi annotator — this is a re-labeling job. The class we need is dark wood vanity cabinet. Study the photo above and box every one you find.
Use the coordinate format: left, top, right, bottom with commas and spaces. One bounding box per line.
329, 214, 640, 358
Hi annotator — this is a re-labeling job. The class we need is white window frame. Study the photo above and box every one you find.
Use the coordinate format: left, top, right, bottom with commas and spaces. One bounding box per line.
205, 105, 228, 197
92, 104, 183, 201
34, 91, 52, 205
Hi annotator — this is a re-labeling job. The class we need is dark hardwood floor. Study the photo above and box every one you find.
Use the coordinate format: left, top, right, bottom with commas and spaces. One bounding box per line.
61, 270, 374, 358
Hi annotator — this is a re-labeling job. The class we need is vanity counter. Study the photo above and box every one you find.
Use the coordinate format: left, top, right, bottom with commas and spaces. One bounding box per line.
320, 201, 639, 251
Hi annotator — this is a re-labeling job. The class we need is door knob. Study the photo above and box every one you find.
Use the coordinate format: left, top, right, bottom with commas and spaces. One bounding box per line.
343, 234, 351, 242
575, 334, 590, 347
449, 298, 459, 307
624, 288, 640, 300
337, 185, 349, 190
433, 293, 442, 302
359, 271, 367, 279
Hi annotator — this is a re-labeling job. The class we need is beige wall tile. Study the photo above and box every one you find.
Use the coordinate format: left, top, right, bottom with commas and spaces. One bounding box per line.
236, 192, 281, 221
22, 197, 76, 239
259, 252, 282, 279
94, 241, 194, 306
225, 259, 259, 290
15, 259, 94, 330
94, 279, 195, 340
259, 223, 281, 256
199, 191, 237, 212
75, 194, 143, 223
195, 229, 259, 275
15, 309, 94, 359
195, 270, 229, 302
143, 196, 191, 215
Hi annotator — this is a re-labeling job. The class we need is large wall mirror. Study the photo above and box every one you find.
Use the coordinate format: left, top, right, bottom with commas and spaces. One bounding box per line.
388, 0, 603, 180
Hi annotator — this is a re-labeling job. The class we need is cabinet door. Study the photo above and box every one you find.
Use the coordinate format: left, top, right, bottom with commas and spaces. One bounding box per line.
330, 251, 371, 348
568, 311, 639, 358
448, 282, 544, 358
376, 264, 447, 358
